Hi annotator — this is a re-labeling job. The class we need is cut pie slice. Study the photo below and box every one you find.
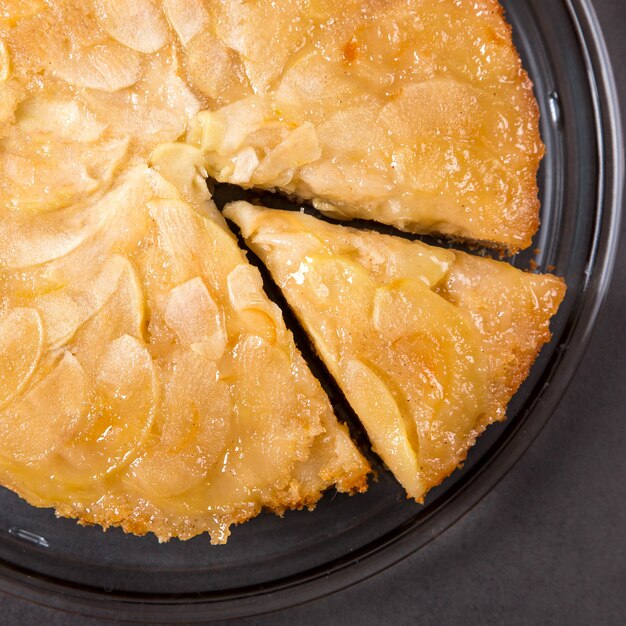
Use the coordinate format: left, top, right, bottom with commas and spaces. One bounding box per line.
188, 0, 542, 251
225, 203, 566, 501
0, 153, 369, 543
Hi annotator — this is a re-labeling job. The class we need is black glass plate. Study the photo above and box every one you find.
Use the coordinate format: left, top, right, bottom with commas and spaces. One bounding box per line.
0, 0, 622, 621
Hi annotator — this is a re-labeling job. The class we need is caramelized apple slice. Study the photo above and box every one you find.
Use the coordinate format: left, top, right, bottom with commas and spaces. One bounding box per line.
227, 203, 565, 502
162, 0, 208, 46
182, 28, 251, 104
53, 42, 142, 93
17, 97, 107, 142
146, 197, 234, 282
342, 359, 424, 499
164, 277, 227, 360
94, 0, 169, 54
0, 134, 130, 213
33, 255, 137, 349
0, 165, 148, 275
226, 264, 283, 344
149, 143, 209, 204
0, 352, 86, 463
70, 255, 145, 367
224, 334, 311, 492
252, 122, 322, 186
131, 352, 231, 498
372, 280, 486, 484
210, 0, 307, 93
0, 308, 43, 409
59, 335, 157, 483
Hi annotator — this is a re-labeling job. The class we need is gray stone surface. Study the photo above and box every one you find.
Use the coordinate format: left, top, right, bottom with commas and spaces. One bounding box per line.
1, 0, 624, 623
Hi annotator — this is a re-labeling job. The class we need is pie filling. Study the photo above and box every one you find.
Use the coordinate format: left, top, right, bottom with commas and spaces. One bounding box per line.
0, 0, 562, 542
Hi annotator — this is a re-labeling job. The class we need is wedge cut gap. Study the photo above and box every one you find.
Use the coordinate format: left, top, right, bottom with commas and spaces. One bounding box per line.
225, 203, 566, 502
224, 211, 379, 463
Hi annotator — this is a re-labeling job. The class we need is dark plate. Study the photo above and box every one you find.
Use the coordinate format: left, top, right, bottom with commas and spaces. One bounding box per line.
0, 0, 622, 621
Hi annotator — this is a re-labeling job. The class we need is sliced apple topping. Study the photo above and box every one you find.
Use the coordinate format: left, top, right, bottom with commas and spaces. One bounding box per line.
94, 0, 169, 54
131, 353, 230, 498
226, 264, 282, 344
0, 40, 11, 83
58, 335, 157, 483
70, 256, 145, 367
55, 42, 143, 92
252, 122, 321, 186
371, 280, 486, 483
210, 0, 307, 94
342, 358, 424, 499
149, 143, 209, 203
0, 128, 130, 213
164, 277, 227, 360
182, 28, 251, 105
225, 335, 313, 492
33, 254, 136, 349
162, 0, 208, 46
16, 98, 107, 142
5, 1, 542, 247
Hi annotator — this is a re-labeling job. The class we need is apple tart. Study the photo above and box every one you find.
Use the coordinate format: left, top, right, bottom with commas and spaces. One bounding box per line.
0, 0, 561, 542
226, 203, 566, 501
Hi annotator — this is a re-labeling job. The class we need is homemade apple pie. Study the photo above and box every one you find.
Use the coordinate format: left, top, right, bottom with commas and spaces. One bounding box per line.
0, 0, 562, 542
226, 203, 566, 501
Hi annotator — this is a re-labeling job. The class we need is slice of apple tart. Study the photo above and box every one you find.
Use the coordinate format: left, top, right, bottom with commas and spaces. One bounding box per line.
0, 156, 369, 543
225, 203, 565, 501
